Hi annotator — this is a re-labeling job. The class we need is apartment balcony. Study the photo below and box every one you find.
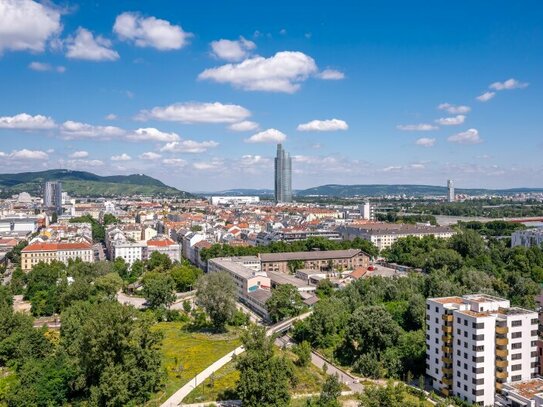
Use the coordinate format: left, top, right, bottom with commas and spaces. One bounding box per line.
496, 337, 508, 346
442, 345, 452, 354
496, 326, 509, 335
442, 335, 453, 344
442, 325, 453, 334
443, 367, 453, 375
442, 377, 453, 385
442, 314, 453, 322
496, 382, 504, 391
496, 359, 508, 369
442, 356, 453, 364
442, 388, 451, 396
496, 370, 508, 379
496, 348, 508, 358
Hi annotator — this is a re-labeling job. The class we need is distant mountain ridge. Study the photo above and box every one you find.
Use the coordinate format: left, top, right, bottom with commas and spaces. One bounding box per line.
0, 169, 190, 197
206, 184, 543, 198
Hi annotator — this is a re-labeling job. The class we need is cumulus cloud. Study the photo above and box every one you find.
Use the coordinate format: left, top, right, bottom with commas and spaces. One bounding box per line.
240, 155, 272, 167
447, 128, 482, 144
435, 115, 466, 126
438, 103, 471, 114
228, 121, 259, 132
67, 159, 104, 167
126, 127, 180, 142
160, 140, 219, 153
198, 51, 318, 93
245, 128, 286, 143
396, 123, 438, 131
137, 102, 250, 123
69, 151, 88, 158
297, 119, 348, 132
28, 61, 65, 73
383, 163, 425, 172
210, 36, 256, 61
111, 153, 131, 161
415, 137, 436, 147
140, 152, 161, 160
0, 0, 61, 54
105, 113, 117, 120
316, 69, 345, 80
162, 158, 187, 167
113, 12, 192, 50
66, 27, 119, 61
60, 121, 125, 139
0, 113, 56, 130
10, 149, 48, 160
193, 158, 224, 171
489, 78, 529, 91
476, 91, 496, 102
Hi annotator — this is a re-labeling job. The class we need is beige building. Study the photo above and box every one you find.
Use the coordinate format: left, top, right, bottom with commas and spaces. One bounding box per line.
21, 242, 94, 271
259, 248, 369, 273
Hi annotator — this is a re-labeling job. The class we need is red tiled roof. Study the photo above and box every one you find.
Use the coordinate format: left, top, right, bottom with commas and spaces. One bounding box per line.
147, 239, 175, 247
22, 242, 92, 252
350, 267, 367, 280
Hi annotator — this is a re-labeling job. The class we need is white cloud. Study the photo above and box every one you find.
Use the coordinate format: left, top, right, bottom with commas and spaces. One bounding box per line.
111, 153, 131, 161
228, 121, 259, 132
160, 140, 219, 153
316, 69, 345, 80
113, 12, 192, 51
383, 163, 425, 172
476, 91, 496, 102
105, 113, 117, 120
415, 137, 436, 147
139, 152, 161, 160
66, 27, 119, 61
198, 51, 318, 93
447, 128, 482, 144
60, 121, 125, 139
193, 158, 224, 171
435, 115, 466, 126
137, 102, 250, 123
245, 128, 286, 143
297, 119, 348, 132
126, 127, 180, 142
0, 113, 56, 130
396, 123, 438, 131
489, 78, 529, 91
69, 151, 88, 158
240, 155, 272, 166
210, 36, 256, 61
162, 158, 187, 167
10, 149, 48, 160
438, 103, 471, 114
28, 61, 65, 72
0, 0, 61, 54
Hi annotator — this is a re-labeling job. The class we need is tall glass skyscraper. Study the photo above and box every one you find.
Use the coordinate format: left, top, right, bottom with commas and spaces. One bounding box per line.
274, 144, 292, 203
44, 181, 63, 214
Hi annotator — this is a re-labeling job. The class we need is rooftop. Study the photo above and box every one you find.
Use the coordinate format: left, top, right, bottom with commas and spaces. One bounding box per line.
260, 248, 363, 262
22, 242, 92, 252
506, 378, 543, 400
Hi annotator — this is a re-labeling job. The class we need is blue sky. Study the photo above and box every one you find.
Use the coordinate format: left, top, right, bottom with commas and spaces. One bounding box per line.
0, 0, 542, 192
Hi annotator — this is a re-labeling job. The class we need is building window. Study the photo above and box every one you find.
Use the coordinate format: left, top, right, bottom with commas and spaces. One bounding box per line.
511, 375, 522, 382
512, 364, 522, 371
512, 320, 522, 327
512, 343, 522, 349
512, 353, 522, 360
511, 331, 522, 339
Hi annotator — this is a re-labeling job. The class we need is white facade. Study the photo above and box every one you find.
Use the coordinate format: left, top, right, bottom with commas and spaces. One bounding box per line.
110, 241, 147, 266
512, 228, 543, 248
447, 179, 455, 203
210, 196, 260, 206
426, 294, 538, 406
359, 202, 374, 220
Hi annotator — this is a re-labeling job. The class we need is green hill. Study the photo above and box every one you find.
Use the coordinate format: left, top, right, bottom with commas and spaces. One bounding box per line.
0, 169, 190, 198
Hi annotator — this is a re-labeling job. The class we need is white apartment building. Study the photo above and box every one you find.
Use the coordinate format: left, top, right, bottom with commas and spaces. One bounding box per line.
512, 227, 543, 248
110, 240, 147, 266
426, 294, 538, 406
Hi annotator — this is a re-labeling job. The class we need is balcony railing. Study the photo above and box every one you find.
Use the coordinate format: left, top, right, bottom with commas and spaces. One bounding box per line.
496, 326, 508, 335
496, 337, 508, 346
442, 345, 452, 354
442, 314, 453, 322
442, 325, 453, 334
496, 370, 508, 379
442, 377, 453, 385
442, 356, 452, 364
442, 335, 453, 343
496, 348, 508, 358
496, 359, 508, 368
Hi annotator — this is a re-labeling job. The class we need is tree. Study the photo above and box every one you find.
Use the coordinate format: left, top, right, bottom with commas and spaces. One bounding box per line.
287, 259, 304, 274
358, 382, 421, 407
235, 325, 294, 407
448, 230, 486, 258
95, 272, 123, 300
142, 273, 176, 309
195, 272, 237, 331
266, 284, 303, 323
317, 374, 341, 407
342, 305, 401, 360
293, 340, 312, 367
316, 279, 334, 298
170, 262, 202, 292
60, 301, 164, 405
147, 251, 172, 271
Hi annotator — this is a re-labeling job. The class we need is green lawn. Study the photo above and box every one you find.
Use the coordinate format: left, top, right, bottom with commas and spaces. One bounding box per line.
145, 322, 241, 406
184, 346, 331, 404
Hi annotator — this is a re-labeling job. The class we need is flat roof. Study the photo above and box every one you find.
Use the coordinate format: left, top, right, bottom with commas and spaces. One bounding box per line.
430, 296, 464, 305
209, 257, 259, 279
260, 248, 363, 262
247, 289, 272, 303
267, 271, 312, 288
507, 378, 543, 400
340, 223, 452, 236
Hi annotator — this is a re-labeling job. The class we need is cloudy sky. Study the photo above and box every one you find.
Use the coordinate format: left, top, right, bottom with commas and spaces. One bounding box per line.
0, 0, 542, 192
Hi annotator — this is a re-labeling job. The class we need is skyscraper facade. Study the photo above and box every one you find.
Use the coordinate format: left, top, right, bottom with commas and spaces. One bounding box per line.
447, 179, 455, 203
44, 181, 63, 214
274, 144, 292, 203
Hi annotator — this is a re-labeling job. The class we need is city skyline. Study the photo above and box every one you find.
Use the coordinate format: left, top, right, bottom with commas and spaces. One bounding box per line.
0, 1, 542, 191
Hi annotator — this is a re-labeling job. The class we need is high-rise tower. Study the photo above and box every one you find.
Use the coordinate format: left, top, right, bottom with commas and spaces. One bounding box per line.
274, 144, 292, 203
44, 181, 63, 214
447, 179, 455, 203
